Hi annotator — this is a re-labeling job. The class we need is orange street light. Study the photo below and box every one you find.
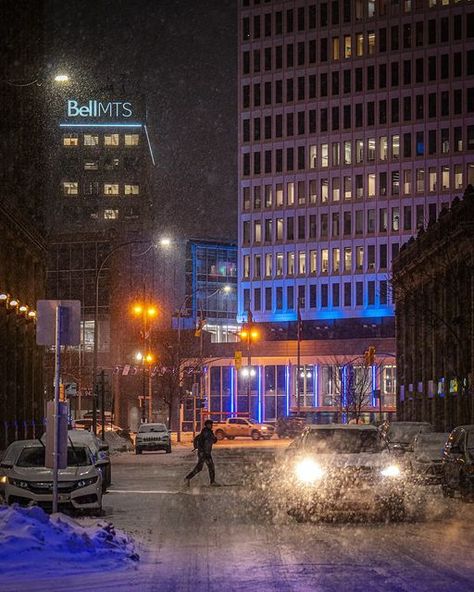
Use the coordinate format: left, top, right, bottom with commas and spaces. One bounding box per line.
239, 329, 248, 339
250, 329, 259, 340
145, 353, 155, 364
147, 306, 158, 318
132, 303, 144, 316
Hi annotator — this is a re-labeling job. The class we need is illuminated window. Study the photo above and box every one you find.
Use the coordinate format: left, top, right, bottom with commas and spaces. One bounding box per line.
254, 220, 262, 243
321, 144, 329, 167
104, 133, 119, 146
344, 248, 352, 272
356, 34, 364, 56
310, 250, 317, 274
332, 177, 340, 202
441, 166, 450, 190
276, 217, 284, 241
309, 145, 317, 168
416, 168, 425, 192
368, 32, 376, 54
276, 253, 283, 276
287, 252, 295, 276
321, 178, 328, 202
344, 141, 352, 165
84, 160, 98, 171
368, 173, 376, 197
63, 181, 78, 195
104, 158, 120, 171
380, 136, 388, 161
298, 251, 306, 275
276, 183, 284, 206
332, 37, 340, 60
124, 184, 140, 195
104, 183, 119, 195
243, 255, 250, 279
84, 134, 99, 146
332, 248, 340, 273
367, 138, 376, 161
454, 165, 463, 189
344, 176, 352, 200
344, 35, 352, 58
367, 0, 375, 17
429, 168, 437, 192
355, 140, 364, 163
265, 253, 273, 277
309, 179, 317, 203
287, 182, 295, 205
124, 134, 139, 146
104, 209, 118, 219
356, 246, 364, 270
403, 170, 412, 194
332, 142, 340, 166
63, 134, 79, 146
321, 249, 329, 273
391, 135, 400, 159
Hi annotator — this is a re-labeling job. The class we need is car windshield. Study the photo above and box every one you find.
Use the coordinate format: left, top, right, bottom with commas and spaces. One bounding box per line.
387, 424, 431, 443
414, 434, 448, 460
139, 424, 167, 433
16, 446, 91, 467
304, 429, 385, 453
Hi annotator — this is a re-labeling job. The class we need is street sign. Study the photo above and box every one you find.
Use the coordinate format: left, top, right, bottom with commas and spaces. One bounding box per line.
36, 300, 81, 346
234, 350, 242, 369
65, 382, 77, 396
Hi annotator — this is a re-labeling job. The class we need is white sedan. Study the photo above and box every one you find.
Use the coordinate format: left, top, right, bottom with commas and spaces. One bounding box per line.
0, 440, 103, 514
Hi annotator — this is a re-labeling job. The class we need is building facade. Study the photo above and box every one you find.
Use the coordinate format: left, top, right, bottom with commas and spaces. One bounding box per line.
178, 239, 238, 342
393, 188, 474, 431
238, 0, 474, 327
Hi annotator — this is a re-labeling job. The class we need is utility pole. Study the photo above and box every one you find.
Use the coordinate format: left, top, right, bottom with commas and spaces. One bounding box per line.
100, 369, 106, 441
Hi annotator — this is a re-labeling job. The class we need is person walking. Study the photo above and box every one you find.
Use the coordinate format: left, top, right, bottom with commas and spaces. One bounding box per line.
185, 419, 220, 487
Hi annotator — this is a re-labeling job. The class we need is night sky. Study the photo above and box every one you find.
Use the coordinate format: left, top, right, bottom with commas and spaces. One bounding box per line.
46, 0, 237, 241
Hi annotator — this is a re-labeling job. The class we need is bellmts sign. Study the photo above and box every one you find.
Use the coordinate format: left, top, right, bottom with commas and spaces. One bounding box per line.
67, 100, 133, 118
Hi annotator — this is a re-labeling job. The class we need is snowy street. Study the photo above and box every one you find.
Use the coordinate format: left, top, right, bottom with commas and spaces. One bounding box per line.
3, 442, 474, 592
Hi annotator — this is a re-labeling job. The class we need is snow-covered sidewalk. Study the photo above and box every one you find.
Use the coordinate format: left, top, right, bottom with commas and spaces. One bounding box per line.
0, 505, 139, 578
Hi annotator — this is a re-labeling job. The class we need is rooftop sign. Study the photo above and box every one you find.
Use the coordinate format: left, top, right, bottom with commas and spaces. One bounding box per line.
66, 99, 133, 119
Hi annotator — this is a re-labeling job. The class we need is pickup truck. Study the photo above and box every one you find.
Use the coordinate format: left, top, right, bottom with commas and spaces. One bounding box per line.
213, 418, 275, 441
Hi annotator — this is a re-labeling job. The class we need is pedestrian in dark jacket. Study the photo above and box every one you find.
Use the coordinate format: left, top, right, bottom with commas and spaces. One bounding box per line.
185, 420, 220, 486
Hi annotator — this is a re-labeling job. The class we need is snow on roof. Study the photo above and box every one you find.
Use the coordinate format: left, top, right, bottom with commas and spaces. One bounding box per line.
305, 424, 378, 431
0, 505, 139, 577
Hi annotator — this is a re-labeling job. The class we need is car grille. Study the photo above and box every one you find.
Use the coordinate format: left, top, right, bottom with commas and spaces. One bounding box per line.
28, 481, 78, 494
327, 466, 376, 485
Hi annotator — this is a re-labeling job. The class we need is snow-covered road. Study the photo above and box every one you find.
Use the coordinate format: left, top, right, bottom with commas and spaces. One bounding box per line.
3, 443, 473, 592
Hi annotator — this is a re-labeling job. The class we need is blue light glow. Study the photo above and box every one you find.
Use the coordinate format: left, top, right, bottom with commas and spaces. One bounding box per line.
285, 365, 290, 415
230, 366, 235, 414
257, 366, 263, 423
342, 365, 348, 407
313, 365, 319, 407
371, 365, 377, 406
59, 123, 143, 128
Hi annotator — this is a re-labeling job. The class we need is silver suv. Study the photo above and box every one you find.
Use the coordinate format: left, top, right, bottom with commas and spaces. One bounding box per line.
135, 423, 171, 454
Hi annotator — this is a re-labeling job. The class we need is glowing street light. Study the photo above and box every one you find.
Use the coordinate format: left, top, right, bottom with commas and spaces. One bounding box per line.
54, 74, 70, 83
159, 237, 172, 248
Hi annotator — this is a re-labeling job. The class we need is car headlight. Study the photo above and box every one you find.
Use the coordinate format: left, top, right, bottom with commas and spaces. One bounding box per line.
295, 458, 325, 484
9, 478, 29, 489
381, 465, 402, 478
76, 476, 99, 489
261, 426, 268, 430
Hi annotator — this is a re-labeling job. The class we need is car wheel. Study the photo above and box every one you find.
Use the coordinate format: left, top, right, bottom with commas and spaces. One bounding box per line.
135, 447, 142, 455
227, 436, 235, 440
166, 445, 172, 454
215, 430, 225, 441
251, 430, 261, 441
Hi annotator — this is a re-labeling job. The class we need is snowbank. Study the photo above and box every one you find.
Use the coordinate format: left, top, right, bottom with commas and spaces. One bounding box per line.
0, 505, 139, 576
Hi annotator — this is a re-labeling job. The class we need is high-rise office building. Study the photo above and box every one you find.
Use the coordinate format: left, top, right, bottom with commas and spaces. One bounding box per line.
238, 0, 474, 331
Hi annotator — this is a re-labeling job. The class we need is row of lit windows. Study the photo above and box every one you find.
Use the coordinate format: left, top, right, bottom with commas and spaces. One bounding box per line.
63, 133, 140, 147
242, 200, 444, 243
242, 2, 468, 36
242, 279, 390, 313
61, 207, 140, 223
242, 140, 474, 178
242, 73, 473, 110
242, 165, 468, 211
243, 243, 398, 279
62, 182, 140, 196
242, 23, 473, 74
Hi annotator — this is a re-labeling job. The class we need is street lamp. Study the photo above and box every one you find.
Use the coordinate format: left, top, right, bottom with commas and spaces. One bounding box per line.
91, 238, 164, 434
238, 314, 259, 417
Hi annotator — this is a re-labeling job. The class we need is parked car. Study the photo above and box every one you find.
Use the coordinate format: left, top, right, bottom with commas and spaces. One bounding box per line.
408, 432, 450, 484
442, 425, 474, 501
380, 421, 433, 453
276, 417, 306, 439
281, 424, 408, 522
213, 418, 275, 441
135, 423, 171, 454
0, 440, 103, 514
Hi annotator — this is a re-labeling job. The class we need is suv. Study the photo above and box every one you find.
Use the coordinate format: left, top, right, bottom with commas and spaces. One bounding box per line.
135, 423, 171, 454
442, 425, 474, 501
380, 421, 433, 453
282, 424, 407, 522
